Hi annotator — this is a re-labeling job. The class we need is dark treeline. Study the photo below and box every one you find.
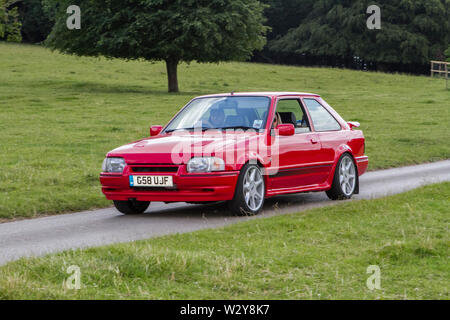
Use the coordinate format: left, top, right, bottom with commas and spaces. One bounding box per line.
256, 0, 450, 75
5, 0, 450, 75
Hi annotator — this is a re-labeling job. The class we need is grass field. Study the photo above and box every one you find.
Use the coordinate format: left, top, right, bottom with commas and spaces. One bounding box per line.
0, 182, 448, 300
0, 42, 449, 219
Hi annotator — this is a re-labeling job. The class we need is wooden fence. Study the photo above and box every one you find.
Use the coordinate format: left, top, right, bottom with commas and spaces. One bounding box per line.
430, 60, 449, 89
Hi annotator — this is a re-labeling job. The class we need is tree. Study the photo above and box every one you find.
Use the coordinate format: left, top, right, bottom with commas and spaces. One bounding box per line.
42, 0, 268, 92
0, 1, 4, 38
19, 0, 53, 43
0, 0, 22, 42
268, 0, 450, 72
261, 0, 314, 41
446, 45, 450, 62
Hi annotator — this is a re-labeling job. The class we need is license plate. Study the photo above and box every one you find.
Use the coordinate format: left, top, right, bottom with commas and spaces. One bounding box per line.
129, 175, 173, 187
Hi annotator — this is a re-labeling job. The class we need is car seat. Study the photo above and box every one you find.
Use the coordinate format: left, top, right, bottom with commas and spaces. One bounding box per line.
278, 112, 297, 126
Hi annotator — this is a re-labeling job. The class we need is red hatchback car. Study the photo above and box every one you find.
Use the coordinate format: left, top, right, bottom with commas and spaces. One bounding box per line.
100, 92, 368, 215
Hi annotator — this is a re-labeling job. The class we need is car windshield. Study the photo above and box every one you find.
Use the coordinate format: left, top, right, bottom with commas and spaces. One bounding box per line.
164, 96, 271, 133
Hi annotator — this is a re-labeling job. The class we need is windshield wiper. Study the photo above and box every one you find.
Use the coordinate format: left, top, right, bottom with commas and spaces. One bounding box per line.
165, 127, 211, 133
166, 126, 258, 133
219, 126, 256, 130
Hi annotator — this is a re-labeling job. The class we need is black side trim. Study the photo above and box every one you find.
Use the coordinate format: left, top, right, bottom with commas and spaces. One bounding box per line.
271, 164, 332, 178
179, 173, 238, 178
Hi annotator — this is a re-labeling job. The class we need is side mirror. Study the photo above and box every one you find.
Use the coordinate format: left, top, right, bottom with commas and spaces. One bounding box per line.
150, 125, 163, 136
276, 124, 295, 136
347, 122, 360, 130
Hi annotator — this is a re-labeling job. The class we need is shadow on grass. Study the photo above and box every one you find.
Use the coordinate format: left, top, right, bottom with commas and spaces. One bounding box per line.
18, 79, 205, 96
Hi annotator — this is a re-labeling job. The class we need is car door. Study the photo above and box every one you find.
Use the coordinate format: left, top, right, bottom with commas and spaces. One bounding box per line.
302, 97, 347, 182
268, 97, 324, 190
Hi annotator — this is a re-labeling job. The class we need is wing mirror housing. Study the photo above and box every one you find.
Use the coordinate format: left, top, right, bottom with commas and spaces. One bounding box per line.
347, 122, 360, 130
150, 125, 163, 136
276, 124, 295, 136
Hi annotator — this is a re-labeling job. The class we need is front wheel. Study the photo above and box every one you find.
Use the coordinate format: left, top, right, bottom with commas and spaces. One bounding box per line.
113, 200, 150, 215
326, 153, 357, 200
228, 164, 265, 216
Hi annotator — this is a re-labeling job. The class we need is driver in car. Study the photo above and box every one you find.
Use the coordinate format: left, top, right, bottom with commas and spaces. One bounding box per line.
272, 112, 281, 128
206, 107, 226, 128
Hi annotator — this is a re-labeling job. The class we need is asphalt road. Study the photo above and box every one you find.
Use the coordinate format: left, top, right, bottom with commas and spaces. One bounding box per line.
0, 160, 449, 266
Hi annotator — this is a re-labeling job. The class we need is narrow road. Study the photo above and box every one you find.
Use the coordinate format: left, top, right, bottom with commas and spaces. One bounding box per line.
1, 160, 449, 266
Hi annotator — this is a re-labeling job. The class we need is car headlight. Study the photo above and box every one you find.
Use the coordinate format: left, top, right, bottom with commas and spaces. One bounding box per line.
102, 157, 126, 173
187, 157, 225, 173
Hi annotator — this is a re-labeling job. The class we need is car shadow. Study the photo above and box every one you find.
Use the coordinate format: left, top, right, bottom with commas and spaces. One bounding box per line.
116, 192, 331, 220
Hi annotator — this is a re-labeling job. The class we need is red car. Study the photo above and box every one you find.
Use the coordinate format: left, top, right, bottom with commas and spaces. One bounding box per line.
100, 92, 368, 215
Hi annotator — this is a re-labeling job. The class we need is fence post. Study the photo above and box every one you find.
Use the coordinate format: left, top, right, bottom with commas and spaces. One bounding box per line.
446, 62, 448, 90
430, 61, 449, 89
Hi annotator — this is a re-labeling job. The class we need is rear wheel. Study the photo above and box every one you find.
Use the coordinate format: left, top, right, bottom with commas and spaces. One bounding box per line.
113, 200, 150, 215
228, 163, 265, 216
326, 153, 357, 200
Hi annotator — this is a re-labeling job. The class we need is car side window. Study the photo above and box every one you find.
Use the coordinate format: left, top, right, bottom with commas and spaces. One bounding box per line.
303, 99, 341, 132
275, 99, 311, 133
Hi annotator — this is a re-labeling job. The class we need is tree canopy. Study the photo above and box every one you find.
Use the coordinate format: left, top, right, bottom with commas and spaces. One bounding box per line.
19, 0, 52, 43
42, 0, 269, 92
261, 0, 314, 41
0, 0, 22, 42
268, 0, 450, 70
8, 0, 449, 75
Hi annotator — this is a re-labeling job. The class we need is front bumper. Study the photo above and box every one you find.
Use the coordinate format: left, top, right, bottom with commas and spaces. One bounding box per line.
100, 167, 239, 202
355, 155, 369, 175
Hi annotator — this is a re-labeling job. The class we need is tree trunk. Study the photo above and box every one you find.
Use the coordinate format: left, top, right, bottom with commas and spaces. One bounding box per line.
165, 59, 179, 93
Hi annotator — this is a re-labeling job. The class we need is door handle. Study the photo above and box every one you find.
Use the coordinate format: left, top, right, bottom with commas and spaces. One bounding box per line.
310, 137, 318, 144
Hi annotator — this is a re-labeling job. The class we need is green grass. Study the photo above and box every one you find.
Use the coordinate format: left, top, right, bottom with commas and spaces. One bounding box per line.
0, 42, 449, 219
0, 182, 448, 299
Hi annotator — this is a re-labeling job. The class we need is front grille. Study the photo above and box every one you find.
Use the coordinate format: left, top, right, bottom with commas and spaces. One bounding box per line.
130, 166, 179, 173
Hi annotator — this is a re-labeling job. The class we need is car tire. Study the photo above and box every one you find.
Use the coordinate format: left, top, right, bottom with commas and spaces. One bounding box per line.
113, 200, 150, 215
326, 153, 358, 200
228, 163, 265, 216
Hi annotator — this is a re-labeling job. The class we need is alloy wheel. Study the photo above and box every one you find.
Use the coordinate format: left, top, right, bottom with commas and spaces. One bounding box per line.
243, 166, 264, 211
339, 156, 356, 196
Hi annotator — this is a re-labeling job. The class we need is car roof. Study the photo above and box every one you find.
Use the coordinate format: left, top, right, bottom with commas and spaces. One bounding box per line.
195, 92, 321, 98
